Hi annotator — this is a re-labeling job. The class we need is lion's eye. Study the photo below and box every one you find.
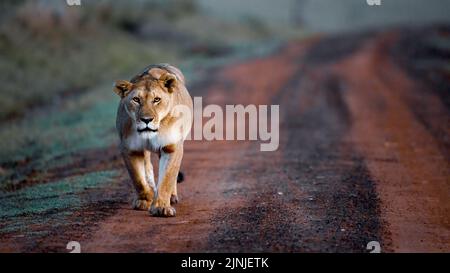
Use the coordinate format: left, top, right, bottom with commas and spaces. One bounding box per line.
132, 97, 140, 103
153, 97, 161, 103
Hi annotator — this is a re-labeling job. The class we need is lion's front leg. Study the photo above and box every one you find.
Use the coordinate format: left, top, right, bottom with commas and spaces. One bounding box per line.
122, 150, 155, 210
150, 144, 183, 217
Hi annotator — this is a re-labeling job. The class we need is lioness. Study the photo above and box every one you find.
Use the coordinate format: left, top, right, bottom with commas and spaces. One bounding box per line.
113, 64, 193, 217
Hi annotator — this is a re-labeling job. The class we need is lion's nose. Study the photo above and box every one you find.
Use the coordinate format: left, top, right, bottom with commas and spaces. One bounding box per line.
140, 117, 154, 124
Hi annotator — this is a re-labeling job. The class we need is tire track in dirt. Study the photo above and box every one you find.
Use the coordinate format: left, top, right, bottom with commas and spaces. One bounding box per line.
208, 37, 385, 252
333, 30, 450, 252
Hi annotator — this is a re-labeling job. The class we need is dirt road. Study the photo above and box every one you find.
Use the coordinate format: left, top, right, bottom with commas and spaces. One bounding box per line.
1, 26, 449, 252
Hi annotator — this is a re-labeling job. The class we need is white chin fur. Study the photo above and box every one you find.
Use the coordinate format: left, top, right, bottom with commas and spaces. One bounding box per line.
139, 131, 158, 138
125, 124, 182, 153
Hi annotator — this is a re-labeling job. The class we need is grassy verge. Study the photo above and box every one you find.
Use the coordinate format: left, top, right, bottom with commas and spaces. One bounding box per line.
0, 170, 121, 244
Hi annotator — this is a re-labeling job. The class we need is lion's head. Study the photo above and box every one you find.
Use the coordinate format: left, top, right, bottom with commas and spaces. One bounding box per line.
113, 66, 182, 137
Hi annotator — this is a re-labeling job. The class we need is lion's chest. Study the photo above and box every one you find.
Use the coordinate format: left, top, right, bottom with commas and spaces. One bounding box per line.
124, 128, 182, 152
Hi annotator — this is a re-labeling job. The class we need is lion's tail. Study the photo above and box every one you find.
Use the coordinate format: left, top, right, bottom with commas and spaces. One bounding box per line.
177, 171, 184, 183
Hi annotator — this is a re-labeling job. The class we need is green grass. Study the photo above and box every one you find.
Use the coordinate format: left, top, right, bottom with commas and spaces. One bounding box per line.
0, 170, 118, 218
0, 170, 119, 235
0, 82, 120, 188
0, 0, 192, 121
0, 24, 178, 121
0, 86, 116, 163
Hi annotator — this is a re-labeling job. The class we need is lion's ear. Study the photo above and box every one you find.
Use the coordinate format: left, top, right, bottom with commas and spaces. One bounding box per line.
113, 80, 133, 98
148, 67, 178, 93
160, 73, 177, 93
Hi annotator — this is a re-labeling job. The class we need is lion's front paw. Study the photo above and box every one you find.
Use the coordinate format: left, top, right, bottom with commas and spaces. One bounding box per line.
150, 205, 176, 217
133, 199, 152, 210
170, 194, 179, 205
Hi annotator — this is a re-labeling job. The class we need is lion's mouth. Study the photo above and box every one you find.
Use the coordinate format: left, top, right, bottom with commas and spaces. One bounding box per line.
137, 127, 158, 133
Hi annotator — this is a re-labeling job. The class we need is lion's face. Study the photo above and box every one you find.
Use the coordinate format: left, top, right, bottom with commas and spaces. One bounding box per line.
126, 84, 173, 135
114, 68, 178, 138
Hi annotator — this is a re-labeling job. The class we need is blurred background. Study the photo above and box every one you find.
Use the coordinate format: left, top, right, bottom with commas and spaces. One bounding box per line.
1, 0, 450, 121
0, 0, 449, 252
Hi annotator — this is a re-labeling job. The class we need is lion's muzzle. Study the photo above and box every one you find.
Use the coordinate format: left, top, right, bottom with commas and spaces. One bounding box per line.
137, 127, 158, 133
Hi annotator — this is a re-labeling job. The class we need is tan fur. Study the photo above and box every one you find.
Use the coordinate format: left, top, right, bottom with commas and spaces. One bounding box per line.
114, 64, 193, 217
